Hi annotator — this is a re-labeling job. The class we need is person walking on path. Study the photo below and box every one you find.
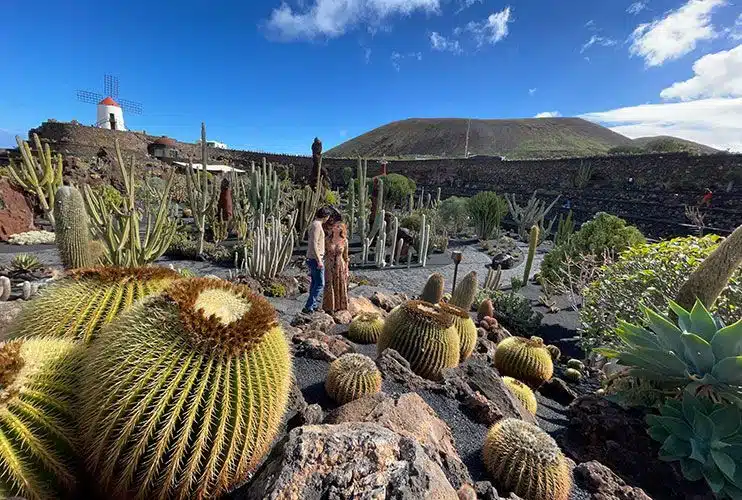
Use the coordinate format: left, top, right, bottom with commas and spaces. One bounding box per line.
303, 207, 332, 314
322, 208, 349, 313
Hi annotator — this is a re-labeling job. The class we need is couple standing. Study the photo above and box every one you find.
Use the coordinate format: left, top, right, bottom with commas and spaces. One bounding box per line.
302, 207, 349, 314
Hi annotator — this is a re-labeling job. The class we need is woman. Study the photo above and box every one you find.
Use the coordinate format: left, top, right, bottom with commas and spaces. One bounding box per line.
322, 208, 349, 313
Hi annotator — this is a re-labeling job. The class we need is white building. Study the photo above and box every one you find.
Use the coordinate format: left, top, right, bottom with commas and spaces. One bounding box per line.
96, 97, 126, 131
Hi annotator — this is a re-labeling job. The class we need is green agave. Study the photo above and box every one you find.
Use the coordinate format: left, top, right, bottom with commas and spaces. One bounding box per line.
647, 393, 742, 498
597, 299, 742, 405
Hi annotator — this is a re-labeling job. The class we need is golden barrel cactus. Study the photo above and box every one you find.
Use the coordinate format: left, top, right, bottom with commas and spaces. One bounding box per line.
502, 376, 538, 415
347, 312, 384, 344
483, 418, 571, 500
325, 353, 382, 404
546, 344, 561, 362
0, 338, 83, 500
494, 336, 554, 387
8, 266, 179, 344
378, 300, 460, 381
437, 302, 477, 362
79, 278, 292, 499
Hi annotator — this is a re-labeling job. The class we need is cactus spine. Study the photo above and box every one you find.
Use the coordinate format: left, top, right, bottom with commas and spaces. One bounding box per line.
483, 418, 571, 500
494, 336, 554, 388
451, 271, 478, 311
9, 134, 63, 226
325, 353, 382, 404
420, 273, 445, 304
522, 225, 539, 284
79, 278, 292, 499
438, 302, 477, 362
502, 376, 538, 415
54, 185, 93, 269
348, 312, 384, 344
378, 300, 459, 380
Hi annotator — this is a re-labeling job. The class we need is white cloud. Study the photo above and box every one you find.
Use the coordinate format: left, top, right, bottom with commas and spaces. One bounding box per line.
535, 111, 561, 118
581, 35, 618, 53
528, 88, 537, 96
627, 1, 648, 15
364, 47, 372, 63
390, 51, 422, 71
660, 44, 742, 100
728, 13, 742, 40
265, 0, 441, 40
581, 98, 742, 151
455, 0, 482, 14
465, 6, 512, 47
628, 0, 726, 67
585, 19, 596, 30
430, 31, 462, 53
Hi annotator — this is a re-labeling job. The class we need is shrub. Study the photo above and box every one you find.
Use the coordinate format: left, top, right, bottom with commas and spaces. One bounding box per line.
324, 189, 340, 206
10, 253, 42, 272
93, 184, 123, 211
467, 191, 508, 239
439, 196, 469, 233
477, 290, 543, 337
581, 234, 741, 351
380, 173, 416, 208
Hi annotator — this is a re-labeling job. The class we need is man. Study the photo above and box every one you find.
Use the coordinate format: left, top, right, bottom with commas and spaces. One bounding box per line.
303, 207, 332, 314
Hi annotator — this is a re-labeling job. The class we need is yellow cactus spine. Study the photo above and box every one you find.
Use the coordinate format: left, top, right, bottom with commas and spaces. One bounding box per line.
437, 302, 477, 362
450, 271, 478, 311
420, 272, 445, 304
325, 353, 382, 404
79, 278, 292, 499
347, 312, 384, 344
0, 338, 83, 500
494, 336, 554, 387
502, 376, 538, 415
378, 300, 460, 380
483, 418, 571, 500
54, 185, 94, 269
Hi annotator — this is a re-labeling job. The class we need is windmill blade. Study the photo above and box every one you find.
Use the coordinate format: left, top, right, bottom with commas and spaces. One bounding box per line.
104, 74, 119, 99
77, 90, 104, 104
119, 99, 143, 115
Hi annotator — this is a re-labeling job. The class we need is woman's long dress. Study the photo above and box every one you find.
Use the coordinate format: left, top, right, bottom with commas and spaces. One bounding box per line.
322, 222, 349, 313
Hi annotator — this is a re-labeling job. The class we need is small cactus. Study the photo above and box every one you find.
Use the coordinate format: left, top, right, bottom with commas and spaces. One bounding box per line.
566, 359, 585, 371
0, 277, 10, 301
522, 225, 539, 284
347, 312, 384, 344
494, 336, 553, 387
546, 344, 561, 362
564, 368, 582, 382
450, 271, 478, 311
502, 376, 537, 415
325, 353, 382, 404
482, 418, 571, 500
438, 302, 477, 362
54, 185, 93, 269
477, 298, 494, 321
420, 272, 445, 304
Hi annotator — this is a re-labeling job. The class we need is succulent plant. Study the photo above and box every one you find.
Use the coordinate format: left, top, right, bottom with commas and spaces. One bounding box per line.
420, 272, 445, 304
567, 359, 585, 371
8, 266, 179, 344
437, 302, 477, 362
522, 225, 539, 284
564, 368, 582, 382
494, 336, 554, 387
378, 300, 460, 380
325, 353, 382, 404
10, 253, 42, 273
596, 299, 742, 406
546, 344, 561, 362
482, 418, 571, 500
0, 337, 83, 500
502, 376, 538, 415
54, 185, 93, 269
647, 393, 742, 498
478, 298, 494, 321
79, 278, 292, 499
451, 271, 478, 311
348, 312, 384, 344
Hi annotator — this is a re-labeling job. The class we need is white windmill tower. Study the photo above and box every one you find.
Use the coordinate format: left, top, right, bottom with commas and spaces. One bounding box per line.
76, 74, 142, 131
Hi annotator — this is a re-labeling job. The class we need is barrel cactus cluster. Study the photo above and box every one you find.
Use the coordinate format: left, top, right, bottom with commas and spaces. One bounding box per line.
494, 336, 554, 387
325, 353, 382, 404
437, 302, 477, 362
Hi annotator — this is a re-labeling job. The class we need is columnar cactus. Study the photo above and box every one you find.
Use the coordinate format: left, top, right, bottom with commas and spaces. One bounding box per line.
420, 273, 445, 304
494, 336, 554, 387
7, 266, 179, 343
325, 353, 382, 404
0, 337, 83, 500
522, 225, 539, 284
437, 302, 477, 362
477, 298, 494, 321
451, 271, 478, 311
241, 210, 298, 279
483, 418, 571, 500
54, 185, 93, 269
79, 278, 292, 499
378, 300, 459, 380
502, 376, 538, 415
348, 312, 384, 344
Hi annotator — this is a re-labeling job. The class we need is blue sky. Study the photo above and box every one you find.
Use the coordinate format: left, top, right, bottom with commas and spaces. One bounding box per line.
1, 0, 740, 153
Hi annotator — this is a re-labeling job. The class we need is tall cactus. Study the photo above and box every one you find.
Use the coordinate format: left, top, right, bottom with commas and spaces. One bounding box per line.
242, 211, 298, 279
369, 177, 385, 241
297, 185, 322, 241
185, 122, 216, 255
505, 191, 560, 241
348, 178, 356, 237
54, 185, 93, 269
246, 158, 281, 217
522, 225, 539, 284
9, 134, 63, 226
357, 158, 369, 243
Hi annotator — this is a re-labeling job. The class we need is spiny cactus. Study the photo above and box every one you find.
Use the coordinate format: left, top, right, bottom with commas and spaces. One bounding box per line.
450, 271, 478, 311
54, 185, 93, 269
502, 376, 538, 415
325, 353, 382, 404
79, 278, 292, 499
477, 298, 494, 321
8, 266, 179, 343
564, 368, 582, 382
566, 359, 584, 371
348, 312, 384, 344
546, 344, 561, 362
494, 336, 554, 387
378, 300, 459, 380
420, 272, 445, 303
522, 225, 539, 284
0, 337, 83, 500
438, 302, 477, 362
482, 418, 571, 500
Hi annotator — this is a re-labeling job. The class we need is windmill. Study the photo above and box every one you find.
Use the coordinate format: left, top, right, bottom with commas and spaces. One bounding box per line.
76, 74, 142, 131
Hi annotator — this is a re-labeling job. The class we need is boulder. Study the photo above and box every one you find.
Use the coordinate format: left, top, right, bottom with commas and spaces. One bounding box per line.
241, 423, 458, 500
0, 179, 35, 241
490, 253, 514, 270
332, 309, 353, 325
348, 295, 385, 316
0, 301, 23, 340
376, 348, 440, 391
292, 330, 355, 362
574, 461, 652, 500
538, 377, 577, 406
370, 291, 407, 312
291, 311, 335, 332
327, 392, 472, 489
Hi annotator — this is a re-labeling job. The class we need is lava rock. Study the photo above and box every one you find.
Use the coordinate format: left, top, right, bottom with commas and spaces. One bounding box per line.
292, 329, 355, 362
348, 295, 385, 316
376, 348, 441, 391
574, 461, 652, 500
332, 309, 353, 325
291, 311, 336, 332
0, 179, 35, 241
538, 377, 577, 406
490, 253, 514, 270
458, 484, 477, 500
370, 291, 407, 312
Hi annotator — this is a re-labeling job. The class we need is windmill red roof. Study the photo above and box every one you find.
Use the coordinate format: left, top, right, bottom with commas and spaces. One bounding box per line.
98, 96, 120, 107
